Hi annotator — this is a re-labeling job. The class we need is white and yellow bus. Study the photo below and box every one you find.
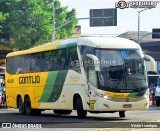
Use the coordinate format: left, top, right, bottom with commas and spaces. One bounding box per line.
6, 37, 149, 118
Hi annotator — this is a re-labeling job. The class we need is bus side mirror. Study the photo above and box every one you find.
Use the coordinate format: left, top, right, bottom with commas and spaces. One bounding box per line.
86, 54, 100, 71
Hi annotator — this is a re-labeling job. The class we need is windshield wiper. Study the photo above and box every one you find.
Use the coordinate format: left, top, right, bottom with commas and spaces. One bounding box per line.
126, 74, 141, 91
122, 65, 141, 91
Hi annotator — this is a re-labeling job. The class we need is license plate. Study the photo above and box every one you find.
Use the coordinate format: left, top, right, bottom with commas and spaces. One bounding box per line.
123, 104, 132, 108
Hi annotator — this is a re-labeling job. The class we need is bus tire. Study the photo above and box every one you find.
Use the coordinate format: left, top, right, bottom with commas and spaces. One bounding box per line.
25, 97, 34, 115
53, 110, 72, 115
18, 97, 25, 115
76, 97, 87, 119
119, 111, 125, 118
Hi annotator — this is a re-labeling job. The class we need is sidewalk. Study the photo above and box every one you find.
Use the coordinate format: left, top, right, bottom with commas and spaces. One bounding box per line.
0, 104, 7, 109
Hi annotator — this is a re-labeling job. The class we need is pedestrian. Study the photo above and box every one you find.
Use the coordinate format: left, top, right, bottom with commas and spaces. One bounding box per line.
0, 92, 2, 105
150, 83, 156, 104
1, 81, 6, 106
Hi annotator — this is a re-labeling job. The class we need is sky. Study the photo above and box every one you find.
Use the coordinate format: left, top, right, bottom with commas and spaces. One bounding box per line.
59, 0, 160, 36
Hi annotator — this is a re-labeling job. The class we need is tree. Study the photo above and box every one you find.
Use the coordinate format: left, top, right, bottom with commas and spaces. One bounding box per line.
0, 12, 8, 33
0, 12, 6, 21
0, 0, 77, 50
54, 1, 77, 39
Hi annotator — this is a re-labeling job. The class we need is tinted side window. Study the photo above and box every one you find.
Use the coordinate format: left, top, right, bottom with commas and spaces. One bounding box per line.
80, 46, 94, 77
67, 47, 80, 73
6, 47, 81, 74
6, 57, 14, 74
30, 53, 42, 72
6, 55, 30, 74
45, 48, 67, 71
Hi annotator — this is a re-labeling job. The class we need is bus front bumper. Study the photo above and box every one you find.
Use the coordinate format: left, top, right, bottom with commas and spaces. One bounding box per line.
97, 97, 149, 111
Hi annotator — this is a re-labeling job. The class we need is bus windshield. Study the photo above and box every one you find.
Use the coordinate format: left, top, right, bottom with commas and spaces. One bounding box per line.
95, 49, 147, 92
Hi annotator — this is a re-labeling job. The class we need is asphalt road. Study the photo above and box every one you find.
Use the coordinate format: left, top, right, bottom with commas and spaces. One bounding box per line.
0, 104, 160, 130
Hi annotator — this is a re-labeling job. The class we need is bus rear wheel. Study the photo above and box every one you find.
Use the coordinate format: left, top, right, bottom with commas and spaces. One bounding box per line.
18, 97, 25, 115
76, 97, 87, 119
119, 111, 125, 118
25, 97, 34, 115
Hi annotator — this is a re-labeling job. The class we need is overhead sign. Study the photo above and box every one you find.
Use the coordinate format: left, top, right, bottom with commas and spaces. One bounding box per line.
152, 28, 160, 39
90, 8, 117, 27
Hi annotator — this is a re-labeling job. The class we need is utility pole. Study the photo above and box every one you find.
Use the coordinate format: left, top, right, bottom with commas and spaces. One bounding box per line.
51, 0, 55, 42
137, 8, 151, 44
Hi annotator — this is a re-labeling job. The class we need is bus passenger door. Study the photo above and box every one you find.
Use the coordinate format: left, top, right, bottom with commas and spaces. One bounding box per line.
87, 65, 98, 111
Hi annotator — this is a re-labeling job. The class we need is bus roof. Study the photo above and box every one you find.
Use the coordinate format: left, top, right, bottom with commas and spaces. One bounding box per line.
77, 37, 140, 49
7, 37, 141, 57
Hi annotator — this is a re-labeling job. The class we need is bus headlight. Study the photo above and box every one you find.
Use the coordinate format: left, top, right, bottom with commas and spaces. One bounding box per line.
104, 95, 108, 99
95, 92, 108, 99
95, 92, 104, 98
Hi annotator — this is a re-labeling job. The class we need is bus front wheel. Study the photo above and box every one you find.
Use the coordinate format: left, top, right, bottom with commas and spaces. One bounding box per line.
119, 111, 125, 118
18, 97, 25, 115
76, 97, 87, 119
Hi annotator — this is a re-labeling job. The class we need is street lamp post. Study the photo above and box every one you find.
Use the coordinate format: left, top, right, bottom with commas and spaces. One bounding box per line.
137, 8, 151, 45
51, 0, 55, 42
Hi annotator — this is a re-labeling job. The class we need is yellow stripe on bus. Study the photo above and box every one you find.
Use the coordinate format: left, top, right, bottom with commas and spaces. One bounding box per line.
104, 91, 130, 98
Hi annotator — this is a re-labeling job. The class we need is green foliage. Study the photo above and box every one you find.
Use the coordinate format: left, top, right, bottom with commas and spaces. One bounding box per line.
55, 1, 77, 39
0, 12, 6, 21
0, 12, 8, 33
0, 0, 77, 50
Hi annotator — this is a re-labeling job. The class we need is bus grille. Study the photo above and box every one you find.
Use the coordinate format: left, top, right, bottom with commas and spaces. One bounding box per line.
108, 96, 145, 102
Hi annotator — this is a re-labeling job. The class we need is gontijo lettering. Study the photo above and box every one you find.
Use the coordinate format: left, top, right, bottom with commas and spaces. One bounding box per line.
19, 75, 40, 84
